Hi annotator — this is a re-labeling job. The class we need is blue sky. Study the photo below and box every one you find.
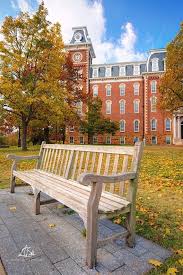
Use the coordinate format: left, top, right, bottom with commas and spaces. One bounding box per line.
0, 0, 182, 63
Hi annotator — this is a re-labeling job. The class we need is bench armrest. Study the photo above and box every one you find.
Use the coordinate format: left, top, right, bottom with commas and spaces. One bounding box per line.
7, 154, 40, 161
78, 172, 136, 186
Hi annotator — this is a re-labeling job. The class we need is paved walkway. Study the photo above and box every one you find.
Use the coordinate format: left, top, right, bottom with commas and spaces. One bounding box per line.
0, 187, 171, 275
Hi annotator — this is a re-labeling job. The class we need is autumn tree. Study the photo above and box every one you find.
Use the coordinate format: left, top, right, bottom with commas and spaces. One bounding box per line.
159, 22, 183, 112
0, 3, 81, 150
81, 97, 118, 144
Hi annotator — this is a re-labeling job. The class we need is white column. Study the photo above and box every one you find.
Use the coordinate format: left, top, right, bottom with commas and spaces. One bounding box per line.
177, 116, 181, 139
173, 116, 177, 140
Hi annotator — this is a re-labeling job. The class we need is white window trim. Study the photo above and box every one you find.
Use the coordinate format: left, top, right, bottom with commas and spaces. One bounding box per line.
79, 136, 84, 144
120, 136, 125, 145
69, 136, 74, 144
106, 136, 111, 144
133, 65, 140, 75
119, 120, 125, 132
105, 84, 111, 96
133, 82, 140, 95
150, 96, 157, 112
119, 99, 126, 114
106, 67, 111, 77
119, 66, 126, 76
151, 80, 157, 93
106, 100, 112, 114
92, 68, 98, 78
92, 85, 98, 97
152, 58, 159, 72
119, 83, 125, 96
133, 99, 140, 113
151, 119, 157, 131
151, 136, 157, 144
69, 126, 74, 132
134, 120, 140, 132
165, 136, 171, 144
165, 118, 171, 131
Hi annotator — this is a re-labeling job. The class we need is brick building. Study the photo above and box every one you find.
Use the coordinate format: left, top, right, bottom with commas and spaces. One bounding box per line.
65, 26, 183, 145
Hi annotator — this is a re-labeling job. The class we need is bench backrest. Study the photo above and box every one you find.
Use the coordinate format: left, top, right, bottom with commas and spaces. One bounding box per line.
37, 142, 143, 197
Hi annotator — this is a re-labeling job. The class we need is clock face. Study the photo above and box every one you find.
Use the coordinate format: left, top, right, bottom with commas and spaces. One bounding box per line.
73, 52, 82, 62
74, 32, 83, 42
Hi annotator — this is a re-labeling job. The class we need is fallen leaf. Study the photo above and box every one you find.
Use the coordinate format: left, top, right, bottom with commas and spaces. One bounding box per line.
178, 258, 183, 265
114, 218, 121, 224
9, 206, 16, 211
148, 259, 162, 267
179, 225, 183, 232
57, 205, 64, 209
175, 249, 183, 256
166, 267, 178, 275
49, 224, 56, 228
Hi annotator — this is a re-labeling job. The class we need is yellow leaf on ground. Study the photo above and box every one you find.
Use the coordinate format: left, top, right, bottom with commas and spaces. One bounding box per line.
148, 259, 162, 267
114, 218, 121, 224
166, 267, 178, 275
175, 249, 183, 256
179, 225, 183, 231
49, 224, 56, 228
178, 259, 183, 265
9, 206, 16, 211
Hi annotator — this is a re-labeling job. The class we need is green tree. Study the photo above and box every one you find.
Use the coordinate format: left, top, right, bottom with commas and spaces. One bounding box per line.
159, 22, 183, 112
81, 98, 118, 144
0, 3, 79, 150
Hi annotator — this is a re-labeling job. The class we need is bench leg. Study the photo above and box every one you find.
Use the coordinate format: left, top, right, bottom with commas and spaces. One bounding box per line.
34, 189, 41, 215
126, 208, 136, 248
10, 175, 16, 193
86, 211, 98, 269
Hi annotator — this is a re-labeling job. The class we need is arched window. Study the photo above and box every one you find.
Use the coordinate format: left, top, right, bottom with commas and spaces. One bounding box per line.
106, 84, 111, 96
151, 119, 157, 131
119, 99, 125, 114
151, 80, 157, 93
119, 83, 125, 96
165, 118, 171, 131
119, 120, 125, 132
134, 99, 140, 113
150, 96, 157, 112
152, 58, 159, 71
133, 82, 140, 95
92, 85, 98, 97
134, 120, 140, 132
106, 100, 112, 114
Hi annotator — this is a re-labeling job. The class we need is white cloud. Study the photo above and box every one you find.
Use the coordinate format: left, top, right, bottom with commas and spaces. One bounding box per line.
11, 0, 31, 12
11, 0, 147, 63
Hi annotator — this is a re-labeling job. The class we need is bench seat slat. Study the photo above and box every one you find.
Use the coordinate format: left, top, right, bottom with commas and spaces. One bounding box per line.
13, 170, 130, 214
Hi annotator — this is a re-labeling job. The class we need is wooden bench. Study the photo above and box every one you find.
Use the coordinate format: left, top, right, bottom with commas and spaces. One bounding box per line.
8, 142, 143, 269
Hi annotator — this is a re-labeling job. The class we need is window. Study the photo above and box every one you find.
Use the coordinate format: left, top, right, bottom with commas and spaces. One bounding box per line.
151, 80, 157, 93
151, 119, 157, 131
151, 136, 157, 144
69, 136, 74, 144
152, 58, 159, 72
93, 85, 98, 97
134, 99, 140, 113
119, 66, 126, 76
165, 136, 171, 144
106, 136, 111, 144
76, 101, 83, 115
106, 67, 111, 77
133, 82, 140, 95
150, 96, 157, 112
106, 100, 112, 114
93, 136, 98, 144
165, 118, 171, 131
133, 65, 140, 75
92, 68, 98, 78
134, 120, 140, 132
119, 83, 125, 96
120, 136, 125, 145
106, 84, 111, 96
119, 100, 125, 114
79, 136, 84, 144
69, 126, 74, 132
119, 120, 125, 132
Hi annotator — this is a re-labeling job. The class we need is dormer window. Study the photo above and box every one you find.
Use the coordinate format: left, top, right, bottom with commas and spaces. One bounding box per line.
133, 65, 140, 75
152, 58, 159, 72
93, 68, 98, 78
119, 66, 126, 76
106, 67, 111, 77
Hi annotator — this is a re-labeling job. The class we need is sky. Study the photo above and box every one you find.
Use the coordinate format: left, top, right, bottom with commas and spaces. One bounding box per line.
0, 0, 182, 64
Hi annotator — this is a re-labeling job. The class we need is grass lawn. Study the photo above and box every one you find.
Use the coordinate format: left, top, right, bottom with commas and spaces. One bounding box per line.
0, 145, 183, 274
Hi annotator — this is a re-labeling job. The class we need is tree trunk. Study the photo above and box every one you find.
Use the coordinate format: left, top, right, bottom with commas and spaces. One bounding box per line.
44, 127, 50, 143
21, 119, 28, 151
88, 134, 93, 145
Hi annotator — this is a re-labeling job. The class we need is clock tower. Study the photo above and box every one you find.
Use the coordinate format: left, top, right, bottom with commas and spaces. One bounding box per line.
65, 26, 95, 96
